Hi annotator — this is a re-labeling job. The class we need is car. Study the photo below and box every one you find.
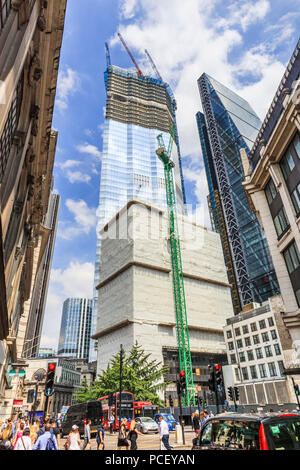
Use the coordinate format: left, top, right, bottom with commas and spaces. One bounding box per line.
135, 417, 159, 434
154, 413, 179, 431
192, 412, 300, 450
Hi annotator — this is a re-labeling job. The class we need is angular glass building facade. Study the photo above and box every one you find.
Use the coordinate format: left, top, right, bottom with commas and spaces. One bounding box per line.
89, 65, 186, 361
197, 74, 279, 311
58, 298, 92, 359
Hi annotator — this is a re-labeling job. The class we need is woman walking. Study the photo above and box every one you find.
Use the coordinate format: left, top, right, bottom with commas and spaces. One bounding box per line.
14, 428, 32, 450
117, 418, 129, 450
13, 422, 24, 449
127, 419, 142, 450
65, 425, 81, 450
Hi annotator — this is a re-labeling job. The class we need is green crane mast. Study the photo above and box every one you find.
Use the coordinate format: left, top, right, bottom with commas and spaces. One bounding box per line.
156, 130, 195, 406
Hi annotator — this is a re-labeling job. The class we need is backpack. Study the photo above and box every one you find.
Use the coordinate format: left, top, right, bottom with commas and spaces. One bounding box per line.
45, 436, 56, 450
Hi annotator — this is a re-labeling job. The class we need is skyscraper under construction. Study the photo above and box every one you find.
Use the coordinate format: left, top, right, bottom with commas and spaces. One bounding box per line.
197, 74, 279, 313
89, 59, 186, 360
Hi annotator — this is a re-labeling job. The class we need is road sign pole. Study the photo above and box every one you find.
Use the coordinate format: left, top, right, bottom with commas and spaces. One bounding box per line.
178, 392, 185, 445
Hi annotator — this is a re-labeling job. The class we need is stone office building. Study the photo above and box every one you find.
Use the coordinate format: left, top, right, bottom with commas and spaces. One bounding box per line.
0, 0, 67, 419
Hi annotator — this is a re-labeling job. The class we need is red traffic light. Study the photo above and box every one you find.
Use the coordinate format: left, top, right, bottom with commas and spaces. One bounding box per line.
48, 363, 56, 371
215, 364, 222, 371
179, 370, 185, 377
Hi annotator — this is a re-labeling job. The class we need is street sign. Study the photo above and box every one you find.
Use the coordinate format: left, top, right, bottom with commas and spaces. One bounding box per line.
44, 388, 54, 397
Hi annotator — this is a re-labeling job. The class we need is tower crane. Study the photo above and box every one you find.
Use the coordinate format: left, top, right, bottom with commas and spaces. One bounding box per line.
144, 49, 163, 82
105, 42, 111, 68
117, 33, 143, 76
156, 129, 195, 406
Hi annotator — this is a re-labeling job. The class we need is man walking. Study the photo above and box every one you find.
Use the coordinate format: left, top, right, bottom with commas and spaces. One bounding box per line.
82, 419, 91, 450
158, 415, 171, 450
33, 424, 58, 450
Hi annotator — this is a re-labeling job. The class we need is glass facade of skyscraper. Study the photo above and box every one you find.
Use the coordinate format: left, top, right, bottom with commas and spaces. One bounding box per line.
58, 298, 92, 360
90, 66, 186, 361
197, 74, 279, 308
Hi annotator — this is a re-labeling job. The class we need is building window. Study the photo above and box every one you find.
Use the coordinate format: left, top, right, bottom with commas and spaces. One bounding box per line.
270, 330, 277, 340
278, 361, 285, 375
250, 365, 257, 379
235, 368, 240, 381
237, 339, 243, 349
241, 367, 249, 380
239, 352, 246, 362
265, 178, 278, 205
291, 183, 300, 217
226, 330, 232, 339
268, 317, 274, 327
259, 363, 267, 378
253, 335, 260, 345
255, 348, 263, 359
273, 208, 290, 238
268, 362, 277, 377
230, 354, 236, 364
274, 344, 281, 356
245, 337, 251, 347
264, 345, 272, 357
0, 0, 11, 33
259, 319, 266, 329
283, 241, 300, 275
247, 350, 254, 361
280, 148, 296, 180
228, 342, 234, 351
235, 327, 241, 336
250, 322, 257, 332
242, 325, 249, 335
262, 332, 269, 343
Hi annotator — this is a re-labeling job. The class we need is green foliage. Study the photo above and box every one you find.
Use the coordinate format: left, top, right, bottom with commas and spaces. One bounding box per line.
73, 342, 170, 406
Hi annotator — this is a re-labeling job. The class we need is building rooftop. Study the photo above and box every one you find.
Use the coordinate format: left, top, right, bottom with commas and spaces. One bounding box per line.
225, 302, 271, 326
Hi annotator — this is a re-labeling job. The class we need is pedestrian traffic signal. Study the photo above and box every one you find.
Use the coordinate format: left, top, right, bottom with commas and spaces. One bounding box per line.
203, 401, 207, 408
228, 386, 234, 401
208, 365, 215, 392
294, 384, 300, 396
234, 386, 240, 402
215, 364, 223, 388
179, 370, 186, 392
45, 362, 56, 394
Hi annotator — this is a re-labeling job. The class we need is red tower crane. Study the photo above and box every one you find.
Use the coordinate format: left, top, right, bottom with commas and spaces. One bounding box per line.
117, 32, 143, 76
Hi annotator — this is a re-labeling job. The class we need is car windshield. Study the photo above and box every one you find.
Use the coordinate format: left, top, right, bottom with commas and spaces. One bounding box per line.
265, 418, 300, 450
141, 418, 155, 423
162, 414, 175, 421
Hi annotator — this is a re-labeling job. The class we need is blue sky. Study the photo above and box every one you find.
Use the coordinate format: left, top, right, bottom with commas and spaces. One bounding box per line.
40, 0, 300, 350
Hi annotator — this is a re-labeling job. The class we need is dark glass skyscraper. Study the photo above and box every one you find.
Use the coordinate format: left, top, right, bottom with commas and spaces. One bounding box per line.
197, 74, 279, 312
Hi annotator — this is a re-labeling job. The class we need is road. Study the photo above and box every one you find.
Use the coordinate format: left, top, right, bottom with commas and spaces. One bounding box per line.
60, 429, 194, 451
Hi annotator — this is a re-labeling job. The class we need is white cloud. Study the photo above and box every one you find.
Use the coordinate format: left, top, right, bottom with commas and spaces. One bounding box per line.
217, 0, 270, 32
76, 143, 102, 160
56, 159, 82, 170
58, 199, 97, 240
66, 170, 91, 184
40, 261, 94, 350
183, 165, 211, 229
55, 68, 81, 112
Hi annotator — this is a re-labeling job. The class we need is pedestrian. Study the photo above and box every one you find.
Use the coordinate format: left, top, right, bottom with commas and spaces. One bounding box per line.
96, 422, 105, 450
127, 419, 142, 450
250, 409, 255, 414
14, 428, 32, 450
117, 418, 129, 450
208, 411, 214, 418
50, 419, 61, 450
109, 413, 115, 434
158, 415, 171, 450
82, 419, 91, 450
13, 422, 25, 449
24, 418, 30, 431
0, 421, 13, 450
33, 424, 58, 450
192, 412, 200, 436
65, 425, 81, 450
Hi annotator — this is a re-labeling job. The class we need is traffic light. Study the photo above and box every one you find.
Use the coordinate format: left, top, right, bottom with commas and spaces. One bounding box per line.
27, 389, 34, 403
228, 386, 234, 401
199, 397, 203, 406
215, 364, 223, 389
234, 386, 240, 402
179, 370, 186, 393
294, 384, 300, 396
45, 362, 56, 395
208, 365, 215, 391
169, 395, 174, 407
108, 392, 114, 407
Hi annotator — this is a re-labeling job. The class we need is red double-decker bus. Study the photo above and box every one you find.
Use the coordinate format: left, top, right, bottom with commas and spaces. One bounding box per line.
134, 401, 158, 418
98, 391, 134, 431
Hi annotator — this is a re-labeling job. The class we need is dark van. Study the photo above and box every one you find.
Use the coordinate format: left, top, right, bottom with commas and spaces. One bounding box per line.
192, 412, 300, 450
61, 401, 103, 437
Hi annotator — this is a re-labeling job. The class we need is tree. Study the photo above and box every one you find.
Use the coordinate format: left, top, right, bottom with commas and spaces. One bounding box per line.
73, 342, 170, 405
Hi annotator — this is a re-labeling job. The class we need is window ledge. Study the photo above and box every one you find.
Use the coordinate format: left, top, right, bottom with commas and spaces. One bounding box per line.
277, 226, 292, 248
